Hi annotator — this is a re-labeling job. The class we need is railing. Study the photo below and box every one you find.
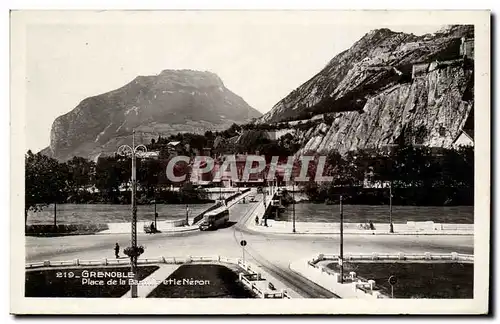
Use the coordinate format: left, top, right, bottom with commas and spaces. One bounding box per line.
189, 255, 222, 262
238, 271, 290, 299
192, 188, 252, 226
192, 202, 223, 225
225, 188, 251, 205
301, 258, 387, 299
311, 252, 474, 265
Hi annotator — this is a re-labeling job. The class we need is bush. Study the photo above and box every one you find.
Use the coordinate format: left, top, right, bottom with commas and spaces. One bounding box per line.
123, 245, 145, 258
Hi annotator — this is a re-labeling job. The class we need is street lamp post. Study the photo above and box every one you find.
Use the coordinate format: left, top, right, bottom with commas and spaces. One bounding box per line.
117, 130, 147, 299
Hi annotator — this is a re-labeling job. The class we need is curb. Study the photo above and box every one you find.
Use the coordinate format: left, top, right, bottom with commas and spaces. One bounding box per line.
245, 229, 474, 236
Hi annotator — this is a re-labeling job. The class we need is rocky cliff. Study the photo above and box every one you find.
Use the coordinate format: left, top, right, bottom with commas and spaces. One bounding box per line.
41, 70, 261, 161
258, 25, 474, 154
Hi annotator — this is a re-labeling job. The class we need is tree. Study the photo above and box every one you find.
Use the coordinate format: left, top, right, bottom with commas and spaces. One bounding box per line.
223, 123, 242, 138
65, 156, 95, 199
25, 150, 67, 225
179, 182, 208, 202
137, 158, 162, 196
95, 156, 129, 202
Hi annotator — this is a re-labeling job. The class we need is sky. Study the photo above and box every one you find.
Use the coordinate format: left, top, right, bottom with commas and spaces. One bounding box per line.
23, 11, 445, 152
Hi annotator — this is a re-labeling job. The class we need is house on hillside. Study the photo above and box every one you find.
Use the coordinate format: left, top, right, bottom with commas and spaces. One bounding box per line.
460, 37, 474, 60
452, 129, 474, 148
167, 141, 183, 155
411, 62, 430, 79
266, 128, 295, 141
136, 151, 159, 159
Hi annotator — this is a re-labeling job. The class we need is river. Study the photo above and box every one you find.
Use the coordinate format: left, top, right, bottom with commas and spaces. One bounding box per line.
27, 203, 214, 225
276, 203, 474, 224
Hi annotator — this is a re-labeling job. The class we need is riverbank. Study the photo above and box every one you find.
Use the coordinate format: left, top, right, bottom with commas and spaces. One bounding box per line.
248, 219, 473, 235
243, 195, 473, 236
26, 188, 255, 236
27, 203, 214, 225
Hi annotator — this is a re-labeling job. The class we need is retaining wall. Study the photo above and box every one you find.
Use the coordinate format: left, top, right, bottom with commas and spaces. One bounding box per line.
264, 220, 473, 234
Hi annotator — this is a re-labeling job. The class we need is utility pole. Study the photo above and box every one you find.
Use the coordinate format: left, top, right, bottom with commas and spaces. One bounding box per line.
389, 180, 394, 233
340, 194, 344, 284
263, 180, 267, 227
383, 144, 396, 234
54, 203, 57, 229
292, 181, 296, 233
153, 190, 157, 230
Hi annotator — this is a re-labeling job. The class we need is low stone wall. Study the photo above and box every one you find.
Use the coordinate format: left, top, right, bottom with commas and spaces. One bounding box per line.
192, 202, 223, 225
236, 259, 292, 299
264, 220, 473, 234
26, 224, 109, 237
311, 252, 474, 264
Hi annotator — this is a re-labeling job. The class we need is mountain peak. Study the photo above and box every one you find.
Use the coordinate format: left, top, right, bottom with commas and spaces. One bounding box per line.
257, 24, 474, 154
43, 69, 260, 161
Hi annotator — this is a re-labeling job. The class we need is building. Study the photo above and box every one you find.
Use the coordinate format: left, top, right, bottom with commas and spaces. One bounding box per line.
266, 129, 295, 141
136, 151, 159, 159
452, 129, 474, 148
167, 141, 183, 155
201, 147, 212, 157
190, 156, 214, 185
460, 37, 474, 60
411, 62, 430, 79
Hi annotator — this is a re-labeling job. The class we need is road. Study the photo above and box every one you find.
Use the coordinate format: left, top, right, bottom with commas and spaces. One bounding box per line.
25, 193, 474, 298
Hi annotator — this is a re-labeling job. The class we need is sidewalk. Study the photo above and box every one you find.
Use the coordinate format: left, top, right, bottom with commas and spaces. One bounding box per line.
248, 221, 473, 235
289, 257, 384, 299
243, 197, 473, 236
122, 264, 180, 298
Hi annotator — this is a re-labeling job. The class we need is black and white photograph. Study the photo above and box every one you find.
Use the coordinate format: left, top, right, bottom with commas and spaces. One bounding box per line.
10, 10, 490, 314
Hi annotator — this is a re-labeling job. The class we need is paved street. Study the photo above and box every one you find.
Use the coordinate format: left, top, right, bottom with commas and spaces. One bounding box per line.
25, 193, 474, 297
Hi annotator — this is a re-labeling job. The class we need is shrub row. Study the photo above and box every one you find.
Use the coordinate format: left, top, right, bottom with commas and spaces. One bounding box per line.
26, 223, 109, 237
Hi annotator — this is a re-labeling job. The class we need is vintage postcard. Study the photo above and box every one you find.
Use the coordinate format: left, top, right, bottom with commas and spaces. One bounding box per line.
10, 10, 490, 314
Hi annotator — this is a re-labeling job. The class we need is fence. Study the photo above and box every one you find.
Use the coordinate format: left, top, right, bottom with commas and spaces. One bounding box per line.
25, 255, 255, 269
236, 260, 292, 299
191, 202, 223, 225
310, 252, 474, 265
26, 254, 292, 299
